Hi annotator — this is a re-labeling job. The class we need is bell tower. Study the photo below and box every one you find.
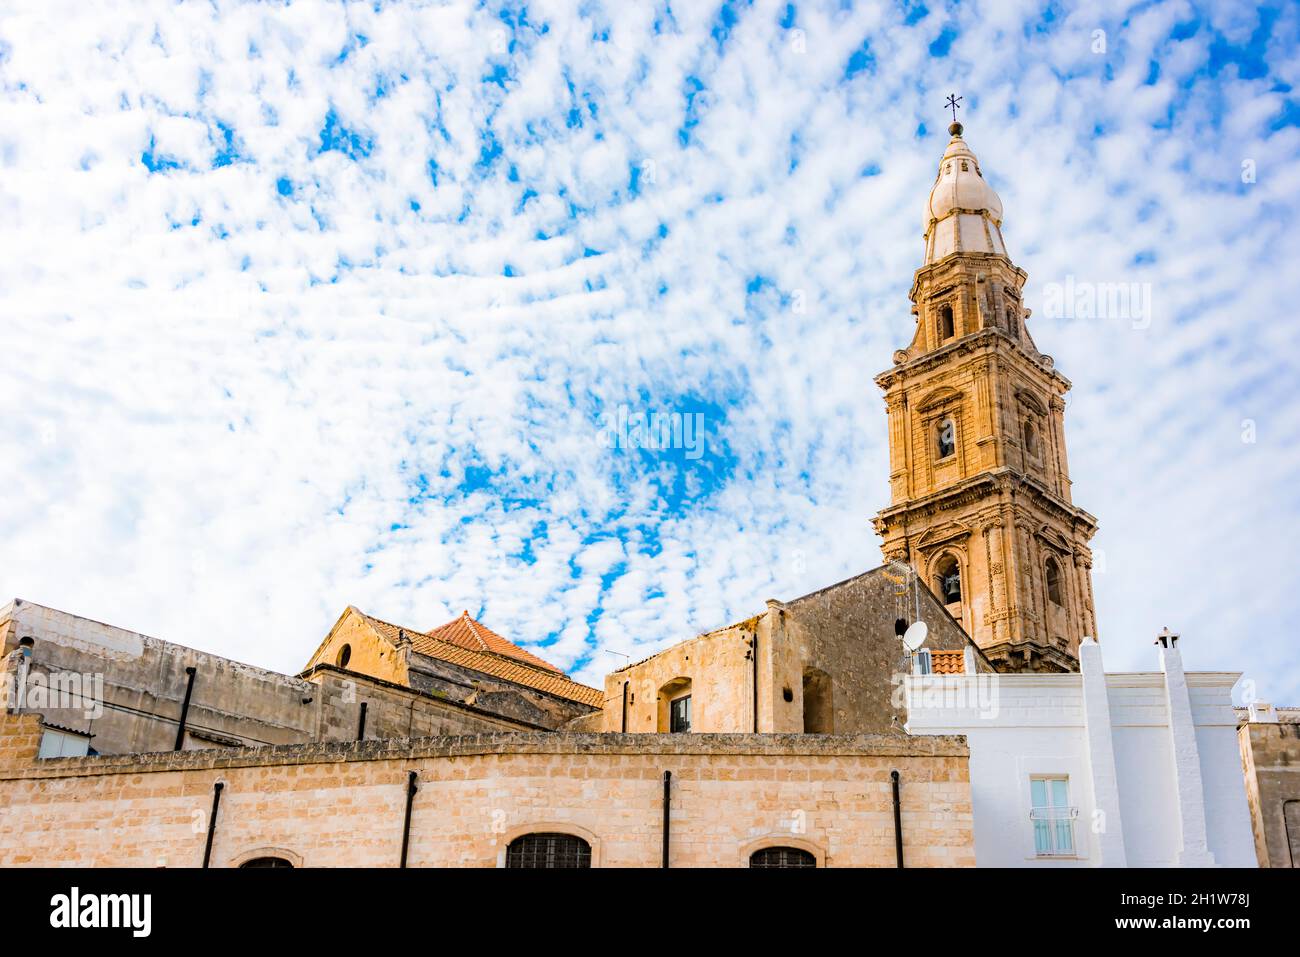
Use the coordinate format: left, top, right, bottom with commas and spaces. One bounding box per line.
872, 116, 1099, 673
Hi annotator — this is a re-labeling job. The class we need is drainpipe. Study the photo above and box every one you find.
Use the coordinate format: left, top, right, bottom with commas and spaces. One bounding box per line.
201, 781, 224, 869
357, 701, 368, 741
621, 681, 629, 733
891, 770, 904, 868
399, 771, 418, 868
661, 771, 672, 868
173, 666, 197, 751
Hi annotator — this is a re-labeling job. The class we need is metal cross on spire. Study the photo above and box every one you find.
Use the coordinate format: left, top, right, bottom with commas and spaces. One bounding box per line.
945, 93, 963, 124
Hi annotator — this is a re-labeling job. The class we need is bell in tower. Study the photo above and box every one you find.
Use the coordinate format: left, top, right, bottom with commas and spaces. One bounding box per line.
872, 103, 1100, 674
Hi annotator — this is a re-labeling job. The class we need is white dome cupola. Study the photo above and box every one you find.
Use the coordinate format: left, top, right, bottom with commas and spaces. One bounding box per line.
923, 122, 1008, 265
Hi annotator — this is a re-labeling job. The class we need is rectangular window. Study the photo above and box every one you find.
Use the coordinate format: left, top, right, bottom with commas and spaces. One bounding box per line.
669, 695, 692, 733
913, 649, 932, 675
38, 729, 91, 759
1030, 776, 1076, 857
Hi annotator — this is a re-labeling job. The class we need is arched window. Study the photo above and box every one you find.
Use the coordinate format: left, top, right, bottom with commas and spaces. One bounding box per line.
505, 832, 592, 869
335, 644, 351, 668
938, 304, 955, 341
239, 856, 294, 868
1023, 420, 1039, 458
936, 554, 962, 606
657, 677, 692, 732
1045, 558, 1064, 607
802, 668, 833, 734
750, 846, 817, 868
936, 417, 956, 459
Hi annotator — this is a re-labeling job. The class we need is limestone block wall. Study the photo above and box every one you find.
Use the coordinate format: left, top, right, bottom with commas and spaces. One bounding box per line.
406, 653, 597, 729
603, 624, 756, 734
307, 668, 534, 740
0, 713, 973, 868
599, 568, 986, 738
0, 599, 320, 753
769, 569, 979, 735
1238, 719, 1300, 867
0, 600, 550, 756
310, 609, 410, 685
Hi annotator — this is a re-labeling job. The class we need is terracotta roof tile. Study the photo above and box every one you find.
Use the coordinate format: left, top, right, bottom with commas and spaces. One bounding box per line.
424, 611, 562, 673
929, 649, 966, 675
359, 611, 603, 709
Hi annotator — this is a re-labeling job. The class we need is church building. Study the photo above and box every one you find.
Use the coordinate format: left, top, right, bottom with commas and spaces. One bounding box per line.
0, 117, 1280, 869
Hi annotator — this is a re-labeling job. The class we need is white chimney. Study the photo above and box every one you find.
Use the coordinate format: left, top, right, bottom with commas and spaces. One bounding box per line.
1248, 701, 1278, 724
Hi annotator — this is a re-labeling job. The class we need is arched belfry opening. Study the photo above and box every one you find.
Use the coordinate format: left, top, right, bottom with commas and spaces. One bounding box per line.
935, 554, 962, 608
938, 304, 955, 342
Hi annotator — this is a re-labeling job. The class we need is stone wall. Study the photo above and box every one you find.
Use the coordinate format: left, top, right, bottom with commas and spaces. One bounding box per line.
0, 599, 321, 753
1238, 720, 1300, 867
769, 568, 980, 734
0, 600, 548, 756
602, 620, 757, 733
602, 567, 986, 736
406, 652, 597, 729
0, 712, 974, 868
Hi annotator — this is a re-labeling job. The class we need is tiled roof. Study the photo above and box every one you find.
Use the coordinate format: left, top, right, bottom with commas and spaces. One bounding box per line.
424, 611, 562, 673
359, 610, 603, 709
929, 649, 966, 675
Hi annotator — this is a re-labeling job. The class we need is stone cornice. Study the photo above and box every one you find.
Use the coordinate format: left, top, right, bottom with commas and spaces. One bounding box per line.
3, 730, 970, 781
875, 468, 1097, 536
981, 639, 1079, 673
909, 252, 1027, 301
876, 328, 1070, 394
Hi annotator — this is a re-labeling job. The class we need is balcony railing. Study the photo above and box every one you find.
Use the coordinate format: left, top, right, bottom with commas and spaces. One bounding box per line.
1030, 805, 1078, 857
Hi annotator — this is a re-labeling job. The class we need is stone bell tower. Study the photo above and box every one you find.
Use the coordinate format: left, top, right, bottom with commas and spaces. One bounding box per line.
872, 117, 1099, 673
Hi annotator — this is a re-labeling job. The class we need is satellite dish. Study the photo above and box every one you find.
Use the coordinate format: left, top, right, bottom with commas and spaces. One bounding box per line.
903, 621, 928, 652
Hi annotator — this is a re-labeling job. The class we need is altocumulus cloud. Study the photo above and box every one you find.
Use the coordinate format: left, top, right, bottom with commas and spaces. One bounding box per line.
1, 1, 1298, 700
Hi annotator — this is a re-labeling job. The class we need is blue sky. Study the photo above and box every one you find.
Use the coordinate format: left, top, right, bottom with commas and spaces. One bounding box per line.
1, 0, 1298, 703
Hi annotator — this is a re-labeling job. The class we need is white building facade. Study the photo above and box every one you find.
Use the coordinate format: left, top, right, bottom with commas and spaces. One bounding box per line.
905, 638, 1257, 867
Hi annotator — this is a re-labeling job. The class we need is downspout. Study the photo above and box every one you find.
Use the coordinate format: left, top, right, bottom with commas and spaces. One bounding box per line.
1285, 800, 1299, 869
201, 781, 224, 869
357, 701, 368, 741
621, 681, 629, 733
661, 770, 672, 868
173, 666, 197, 751
399, 771, 418, 868
891, 770, 904, 868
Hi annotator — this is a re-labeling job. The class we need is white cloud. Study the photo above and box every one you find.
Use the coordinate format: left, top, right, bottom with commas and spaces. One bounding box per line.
1, 0, 1298, 706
